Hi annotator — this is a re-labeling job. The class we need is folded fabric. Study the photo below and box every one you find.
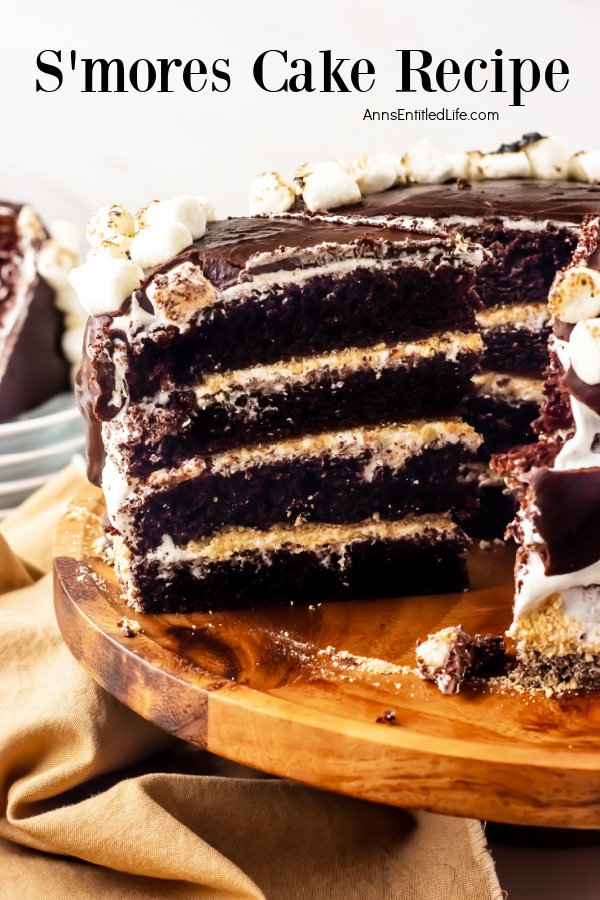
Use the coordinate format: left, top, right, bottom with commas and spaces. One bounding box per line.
0, 460, 502, 899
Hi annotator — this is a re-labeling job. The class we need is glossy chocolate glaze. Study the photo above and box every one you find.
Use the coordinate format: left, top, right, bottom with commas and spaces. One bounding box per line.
533, 467, 600, 575
335, 180, 600, 222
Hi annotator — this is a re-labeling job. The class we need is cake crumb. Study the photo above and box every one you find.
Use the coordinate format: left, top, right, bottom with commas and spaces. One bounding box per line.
376, 709, 397, 724
117, 616, 142, 637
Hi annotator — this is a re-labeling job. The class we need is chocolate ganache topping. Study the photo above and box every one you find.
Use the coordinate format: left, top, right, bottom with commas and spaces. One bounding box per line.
533, 467, 600, 575
335, 180, 600, 222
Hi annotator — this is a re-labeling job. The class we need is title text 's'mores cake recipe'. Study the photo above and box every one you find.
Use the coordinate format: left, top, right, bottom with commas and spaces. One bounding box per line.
74, 195, 483, 612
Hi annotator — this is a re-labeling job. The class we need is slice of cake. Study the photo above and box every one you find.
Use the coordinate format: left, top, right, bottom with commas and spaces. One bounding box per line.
250, 136, 600, 538
74, 197, 483, 612
0, 202, 80, 421
498, 215, 600, 689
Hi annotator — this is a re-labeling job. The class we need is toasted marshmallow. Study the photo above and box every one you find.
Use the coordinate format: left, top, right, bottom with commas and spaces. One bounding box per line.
138, 196, 206, 241
549, 267, 600, 324
37, 240, 76, 289
87, 237, 132, 261
249, 172, 296, 215
475, 151, 531, 180
402, 140, 452, 185
49, 220, 81, 258
350, 153, 401, 195
446, 152, 470, 181
69, 257, 144, 316
196, 195, 216, 222
569, 151, 600, 184
570, 318, 600, 385
129, 222, 193, 270
53, 284, 82, 315
523, 137, 568, 180
86, 204, 135, 248
465, 151, 485, 181
62, 321, 86, 366
147, 261, 216, 325
299, 161, 361, 211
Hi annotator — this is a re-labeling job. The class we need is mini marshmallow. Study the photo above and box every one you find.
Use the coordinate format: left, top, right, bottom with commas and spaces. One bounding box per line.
53, 284, 82, 315
69, 257, 144, 316
249, 172, 296, 215
569, 151, 600, 184
350, 153, 399, 195
86, 204, 135, 247
548, 267, 600, 323
446, 152, 470, 181
570, 318, 600, 385
87, 237, 131, 261
147, 261, 216, 325
300, 161, 361, 211
129, 222, 193, 270
465, 151, 484, 181
62, 322, 86, 365
196, 195, 217, 222
475, 151, 531, 180
402, 140, 453, 185
49, 220, 81, 257
523, 136, 568, 180
37, 240, 75, 289
138, 196, 207, 241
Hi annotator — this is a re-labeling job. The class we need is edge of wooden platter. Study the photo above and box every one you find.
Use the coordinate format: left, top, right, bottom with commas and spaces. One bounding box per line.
53, 487, 600, 828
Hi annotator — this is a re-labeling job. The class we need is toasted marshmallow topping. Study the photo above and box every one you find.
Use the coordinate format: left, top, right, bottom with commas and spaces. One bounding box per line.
137, 196, 207, 241
475, 151, 531, 180
49, 220, 80, 258
402, 140, 452, 185
249, 172, 296, 216
196, 196, 217, 223
146, 261, 216, 325
446, 152, 470, 181
69, 257, 144, 316
86, 204, 135, 248
350, 153, 403, 195
523, 136, 568, 180
130, 222, 193, 270
569, 151, 600, 184
549, 267, 600, 323
569, 319, 600, 385
299, 160, 361, 212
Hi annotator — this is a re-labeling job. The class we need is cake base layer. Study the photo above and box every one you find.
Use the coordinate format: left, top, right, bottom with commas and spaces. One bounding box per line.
113, 516, 469, 613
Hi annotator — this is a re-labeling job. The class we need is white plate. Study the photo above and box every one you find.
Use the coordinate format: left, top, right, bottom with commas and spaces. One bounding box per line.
0, 433, 84, 467
0, 472, 53, 497
0, 394, 83, 454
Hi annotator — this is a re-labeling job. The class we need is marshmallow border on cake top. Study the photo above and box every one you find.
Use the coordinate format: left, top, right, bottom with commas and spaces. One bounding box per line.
68, 196, 216, 319
248, 135, 600, 215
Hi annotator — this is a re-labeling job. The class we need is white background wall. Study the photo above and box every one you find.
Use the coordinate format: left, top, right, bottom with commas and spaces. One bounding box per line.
1, 0, 597, 227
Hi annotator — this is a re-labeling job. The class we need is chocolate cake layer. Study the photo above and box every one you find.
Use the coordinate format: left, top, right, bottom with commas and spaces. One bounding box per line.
116, 420, 480, 552
110, 259, 480, 406
132, 442, 474, 554
465, 372, 544, 460
113, 515, 469, 613
116, 332, 482, 475
478, 303, 551, 374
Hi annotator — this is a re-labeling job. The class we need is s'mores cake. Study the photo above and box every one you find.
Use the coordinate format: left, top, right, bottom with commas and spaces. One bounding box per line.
251, 135, 600, 538
74, 195, 483, 612
499, 216, 600, 689
0, 202, 81, 421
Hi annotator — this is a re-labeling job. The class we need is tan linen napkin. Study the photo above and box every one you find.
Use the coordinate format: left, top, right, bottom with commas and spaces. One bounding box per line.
0, 461, 502, 900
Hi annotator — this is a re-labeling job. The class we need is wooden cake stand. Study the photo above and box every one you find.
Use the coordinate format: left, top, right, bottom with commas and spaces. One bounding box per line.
53, 487, 600, 828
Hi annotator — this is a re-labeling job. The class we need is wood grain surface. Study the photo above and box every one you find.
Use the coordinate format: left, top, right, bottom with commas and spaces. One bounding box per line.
53, 487, 600, 828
